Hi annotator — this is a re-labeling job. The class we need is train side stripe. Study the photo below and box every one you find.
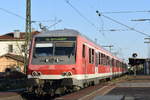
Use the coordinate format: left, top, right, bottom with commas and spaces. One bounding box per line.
28, 72, 122, 80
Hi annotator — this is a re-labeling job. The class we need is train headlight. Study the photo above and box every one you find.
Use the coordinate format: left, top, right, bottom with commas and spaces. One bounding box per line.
32, 71, 42, 77
32, 71, 38, 76
62, 72, 72, 76
38, 72, 42, 76
62, 72, 67, 76
66, 72, 72, 76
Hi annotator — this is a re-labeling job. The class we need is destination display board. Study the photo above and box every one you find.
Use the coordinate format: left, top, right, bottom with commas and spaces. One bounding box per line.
36, 37, 76, 42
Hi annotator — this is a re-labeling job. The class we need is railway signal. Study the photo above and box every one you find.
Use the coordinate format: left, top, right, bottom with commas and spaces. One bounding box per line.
132, 53, 138, 76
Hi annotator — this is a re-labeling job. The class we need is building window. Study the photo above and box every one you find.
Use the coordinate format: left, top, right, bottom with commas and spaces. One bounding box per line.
8, 45, 13, 52
21, 45, 25, 52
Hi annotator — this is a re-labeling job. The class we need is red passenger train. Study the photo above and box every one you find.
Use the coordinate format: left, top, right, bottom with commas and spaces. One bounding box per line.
27, 29, 127, 95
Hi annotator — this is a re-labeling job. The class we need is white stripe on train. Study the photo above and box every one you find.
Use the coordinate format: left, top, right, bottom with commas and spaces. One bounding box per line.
28, 72, 123, 80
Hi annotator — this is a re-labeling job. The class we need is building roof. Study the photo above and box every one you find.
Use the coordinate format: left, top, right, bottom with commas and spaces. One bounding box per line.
0, 53, 24, 63
0, 31, 40, 41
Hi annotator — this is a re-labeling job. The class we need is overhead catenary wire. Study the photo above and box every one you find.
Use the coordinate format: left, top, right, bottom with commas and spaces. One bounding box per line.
0, 7, 57, 23
101, 10, 150, 14
96, 10, 150, 37
99, 29, 131, 32
0, 7, 64, 31
65, 0, 100, 31
0, 7, 25, 20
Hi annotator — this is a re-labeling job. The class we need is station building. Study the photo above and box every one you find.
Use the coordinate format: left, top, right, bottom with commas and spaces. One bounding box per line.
129, 58, 150, 75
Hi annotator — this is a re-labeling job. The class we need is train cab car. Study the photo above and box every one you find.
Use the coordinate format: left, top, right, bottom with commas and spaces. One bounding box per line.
27, 29, 127, 95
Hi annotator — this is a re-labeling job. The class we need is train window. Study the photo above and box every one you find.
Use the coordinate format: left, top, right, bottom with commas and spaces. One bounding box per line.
106, 56, 108, 65
92, 49, 94, 64
95, 53, 99, 66
82, 44, 85, 58
118, 61, 120, 67
101, 53, 103, 65
89, 48, 92, 63
88, 48, 94, 64
116, 60, 119, 67
114, 60, 116, 67
34, 43, 53, 56
105, 56, 106, 65
55, 42, 75, 56
112, 59, 114, 66
104, 55, 106, 65
107, 56, 110, 66
101, 53, 105, 65
99, 52, 101, 65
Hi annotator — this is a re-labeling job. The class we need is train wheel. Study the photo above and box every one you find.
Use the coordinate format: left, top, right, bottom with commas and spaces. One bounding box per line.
83, 83, 88, 88
55, 87, 67, 95
73, 86, 81, 92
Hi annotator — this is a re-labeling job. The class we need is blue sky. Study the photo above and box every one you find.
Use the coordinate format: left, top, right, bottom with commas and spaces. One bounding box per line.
0, 0, 150, 61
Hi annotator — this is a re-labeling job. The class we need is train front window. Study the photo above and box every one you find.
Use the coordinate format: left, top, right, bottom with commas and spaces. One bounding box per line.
54, 42, 75, 56
32, 37, 76, 65
35, 43, 53, 56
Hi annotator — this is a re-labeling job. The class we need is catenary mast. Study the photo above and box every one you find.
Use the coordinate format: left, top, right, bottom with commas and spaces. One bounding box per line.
24, 0, 31, 73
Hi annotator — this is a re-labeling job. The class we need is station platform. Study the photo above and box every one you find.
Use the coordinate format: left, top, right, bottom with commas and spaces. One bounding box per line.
94, 75, 150, 100
0, 92, 23, 100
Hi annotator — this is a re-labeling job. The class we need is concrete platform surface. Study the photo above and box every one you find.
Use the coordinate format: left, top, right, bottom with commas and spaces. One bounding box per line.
117, 82, 150, 87
93, 95, 124, 100
0, 92, 23, 100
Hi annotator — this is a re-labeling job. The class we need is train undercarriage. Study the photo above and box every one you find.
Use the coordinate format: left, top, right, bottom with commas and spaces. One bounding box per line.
27, 78, 83, 96
27, 76, 114, 96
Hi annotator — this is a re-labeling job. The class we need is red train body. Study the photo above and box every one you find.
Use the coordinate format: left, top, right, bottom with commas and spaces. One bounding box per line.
27, 29, 127, 94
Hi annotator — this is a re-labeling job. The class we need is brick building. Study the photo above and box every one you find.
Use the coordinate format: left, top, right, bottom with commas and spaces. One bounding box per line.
0, 53, 24, 72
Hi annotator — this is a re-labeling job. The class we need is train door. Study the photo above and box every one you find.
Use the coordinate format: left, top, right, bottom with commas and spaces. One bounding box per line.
82, 44, 87, 79
95, 51, 99, 74
110, 58, 113, 78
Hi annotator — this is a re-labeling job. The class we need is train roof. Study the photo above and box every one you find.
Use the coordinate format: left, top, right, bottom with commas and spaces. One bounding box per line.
34, 29, 124, 62
35, 29, 80, 37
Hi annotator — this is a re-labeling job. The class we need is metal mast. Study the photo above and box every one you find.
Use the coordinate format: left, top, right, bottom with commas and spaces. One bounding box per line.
101, 45, 114, 52
24, 0, 31, 73
144, 37, 150, 58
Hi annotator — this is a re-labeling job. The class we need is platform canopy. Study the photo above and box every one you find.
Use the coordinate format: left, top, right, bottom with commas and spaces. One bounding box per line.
128, 58, 146, 66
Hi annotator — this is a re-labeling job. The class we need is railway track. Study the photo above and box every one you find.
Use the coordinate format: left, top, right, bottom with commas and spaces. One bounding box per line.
3, 75, 150, 100
54, 75, 150, 100
0, 75, 127, 100
54, 76, 128, 100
